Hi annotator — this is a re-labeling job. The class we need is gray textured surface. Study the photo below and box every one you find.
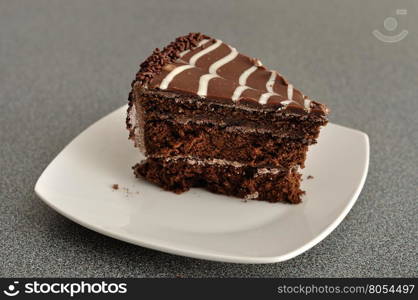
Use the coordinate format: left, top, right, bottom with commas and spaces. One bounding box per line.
1, 0, 417, 277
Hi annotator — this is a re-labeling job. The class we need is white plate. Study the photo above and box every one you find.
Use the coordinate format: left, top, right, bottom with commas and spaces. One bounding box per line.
35, 105, 369, 264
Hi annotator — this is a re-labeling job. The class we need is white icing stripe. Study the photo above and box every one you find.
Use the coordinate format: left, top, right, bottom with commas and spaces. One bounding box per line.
208, 46, 238, 74
197, 74, 219, 97
280, 100, 295, 106
178, 49, 190, 58
287, 84, 293, 100
159, 65, 194, 90
239, 66, 257, 85
258, 92, 276, 104
189, 39, 222, 66
304, 98, 312, 111
178, 39, 210, 58
231, 86, 250, 102
163, 40, 309, 110
266, 71, 276, 93
195, 43, 238, 97
161, 39, 216, 92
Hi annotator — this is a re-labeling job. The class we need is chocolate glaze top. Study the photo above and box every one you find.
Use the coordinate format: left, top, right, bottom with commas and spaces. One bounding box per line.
133, 33, 328, 116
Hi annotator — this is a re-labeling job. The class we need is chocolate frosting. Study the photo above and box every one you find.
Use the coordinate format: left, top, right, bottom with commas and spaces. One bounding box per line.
132, 33, 328, 116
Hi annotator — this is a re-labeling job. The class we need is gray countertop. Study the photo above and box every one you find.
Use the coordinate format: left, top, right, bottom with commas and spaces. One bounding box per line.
1, 0, 417, 277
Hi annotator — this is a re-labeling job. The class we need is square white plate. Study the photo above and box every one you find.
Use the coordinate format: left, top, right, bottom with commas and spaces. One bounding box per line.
35, 105, 369, 264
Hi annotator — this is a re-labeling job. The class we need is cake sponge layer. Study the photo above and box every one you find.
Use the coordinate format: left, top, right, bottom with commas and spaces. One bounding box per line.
144, 119, 309, 168
137, 90, 327, 139
134, 157, 304, 203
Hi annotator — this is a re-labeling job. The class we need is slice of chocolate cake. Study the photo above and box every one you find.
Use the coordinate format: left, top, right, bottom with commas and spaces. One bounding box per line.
127, 33, 329, 203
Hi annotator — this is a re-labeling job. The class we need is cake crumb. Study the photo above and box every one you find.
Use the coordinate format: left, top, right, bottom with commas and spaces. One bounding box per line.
244, 191, 259, 200
112, 184, 119, 190
307, 175, 314, 179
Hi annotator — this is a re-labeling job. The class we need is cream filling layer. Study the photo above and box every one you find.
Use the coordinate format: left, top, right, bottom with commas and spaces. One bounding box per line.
150, 155, 287, 175
159, 116, 313, 140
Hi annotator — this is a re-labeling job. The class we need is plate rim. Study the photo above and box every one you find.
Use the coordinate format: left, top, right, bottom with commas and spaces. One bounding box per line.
34, 106, 370, 264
